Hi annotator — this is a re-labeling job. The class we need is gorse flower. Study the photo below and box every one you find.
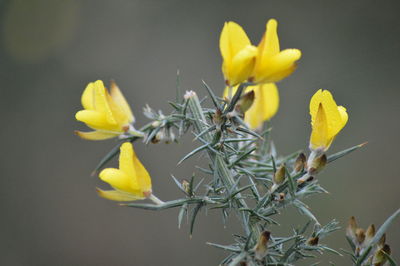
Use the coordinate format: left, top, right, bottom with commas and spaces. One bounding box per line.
75, 80, 134, 140
220, 21, 257, 86
220, 19, 301, 86
250, 19, 301, 84
97, 142, 152, 201
224, 83, 279, 129
309, 89, 348, 151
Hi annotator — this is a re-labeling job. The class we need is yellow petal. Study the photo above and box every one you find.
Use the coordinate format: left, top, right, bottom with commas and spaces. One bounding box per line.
75, 110, 107, 128
96, 188, 145, 201
220, 21, 251, 62
119, 142, 152, 193
99, 168, 129, 189
220, 21, 256, 85
251, 19, 301, 84
74, 130, 117, 140
245, 83, 279, 129
258, 19, 280, 59
310, 103, 330, 150
81, 82, 95, 110
93, 80, 117, 125
255, 49, 301, 83
310, 89, 345, 139
99, 168, 139, 193
338, 106, 349, 129
131, 145, 152, 193
110, 80, 135, 123
228, 45, 257, 85
106, 93, 130, 127
119, 142, 136, 177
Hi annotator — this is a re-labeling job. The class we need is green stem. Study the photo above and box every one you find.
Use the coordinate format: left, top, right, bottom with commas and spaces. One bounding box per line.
149, 194, 165, 205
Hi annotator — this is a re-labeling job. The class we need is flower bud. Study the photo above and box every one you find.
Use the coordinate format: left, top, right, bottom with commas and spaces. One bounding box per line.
307, 236, 319, 246
355, 228, 366, 245
372, 244, 391, 266
151, 120, 161, 128
278, 192, 285, 201
212, 109, 223, 131
346, 216, 358, 241
182, 179, 191, 195
273, 165, 286, 185
294, 153, 307, 173
307, 154, 327, 175
155, 130, 165, 143
236, 90, 255, 114
255, 231, 270, 260
365, 224, 375, 246
378, 234, 386, 247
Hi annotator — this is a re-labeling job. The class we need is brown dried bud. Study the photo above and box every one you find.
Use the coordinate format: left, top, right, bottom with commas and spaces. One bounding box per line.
355, 228, 366, 245
151, 136, 160, 144
307, 236, 319, 246
294, 153, 307, 172
346, 216, 358, 241
236, 90, 255, 114
273, 165, 286, 185
378, 234, 386, 247
365, 224, 375, 245
308, 154, 327, 175
278, 193, 285, 201
212, 109, 223, 126
255, 231, 270, 260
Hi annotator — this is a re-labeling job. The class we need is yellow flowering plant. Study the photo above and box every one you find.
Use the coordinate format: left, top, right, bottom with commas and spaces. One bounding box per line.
75, 19, 399, 266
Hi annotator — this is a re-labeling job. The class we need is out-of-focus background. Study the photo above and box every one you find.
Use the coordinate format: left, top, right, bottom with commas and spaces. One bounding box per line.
0, 0, 399, 265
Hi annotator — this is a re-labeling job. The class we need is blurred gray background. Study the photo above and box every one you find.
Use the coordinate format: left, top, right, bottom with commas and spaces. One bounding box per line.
0, 0, 399, 265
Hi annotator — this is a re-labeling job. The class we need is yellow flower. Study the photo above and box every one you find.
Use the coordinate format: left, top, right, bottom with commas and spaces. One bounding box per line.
220, 21, 258, 86
224, 83, 279, 129
97, 142, 152, 201
251, 19, 301, 84
75, 80, 134, 140
309, 89, 348, 151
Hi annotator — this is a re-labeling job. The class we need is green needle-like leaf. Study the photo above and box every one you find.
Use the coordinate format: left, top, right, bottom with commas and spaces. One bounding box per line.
171, 175, 187, 195
327, 142, 367, 163
286, 171, 297, 198
202, 80, 221, 109
190, 202, 203, 237
178, 203, 188, 229
177, 144, 209, 165
206, 242, 241, 252
293, 200, 319, 225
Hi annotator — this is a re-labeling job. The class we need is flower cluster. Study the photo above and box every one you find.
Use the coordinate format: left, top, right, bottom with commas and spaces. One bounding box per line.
73, 18, 397, 266
220, 19, 301, 86
75, 81, 162, 204
346, 216, 393, 266
75, 80, 135, 140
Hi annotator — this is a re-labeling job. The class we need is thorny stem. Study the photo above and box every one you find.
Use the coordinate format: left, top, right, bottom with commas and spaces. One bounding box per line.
185, 90, 260, 241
